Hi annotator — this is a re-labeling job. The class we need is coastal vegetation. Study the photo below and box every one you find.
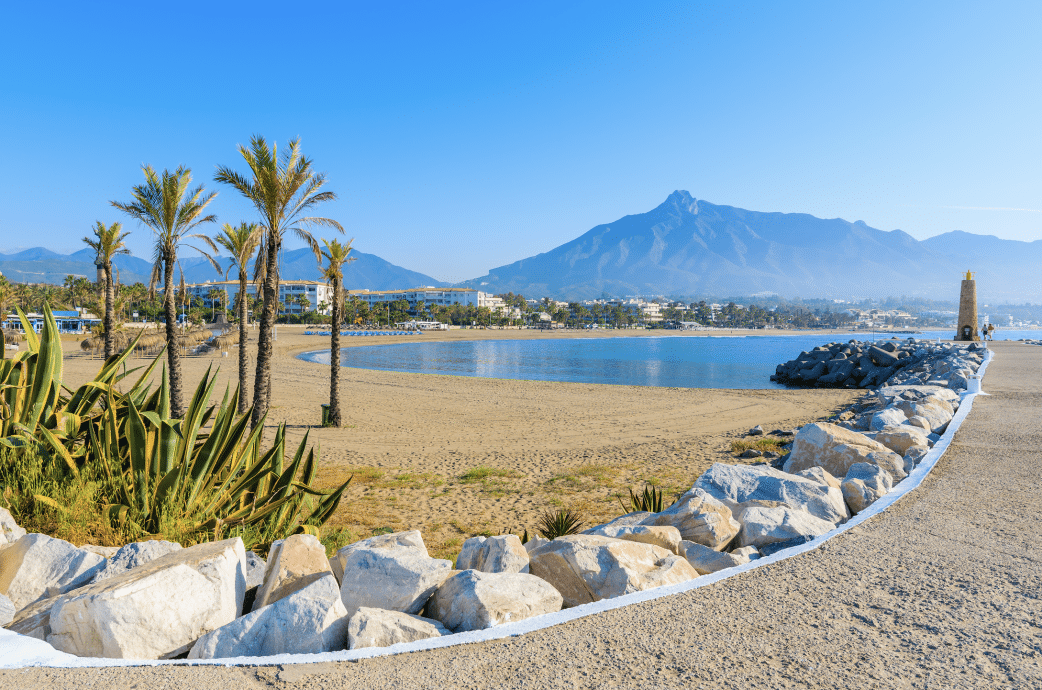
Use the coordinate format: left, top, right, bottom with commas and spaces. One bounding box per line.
214, 222, 262, 415
318, 238, 355, 427
81, 221, 130, 360
111, 165, 219, 418
214, 136, 344, 427
0, 308, 350, 553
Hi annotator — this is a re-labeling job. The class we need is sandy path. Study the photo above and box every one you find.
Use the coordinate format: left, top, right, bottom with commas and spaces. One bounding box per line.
55, 327, 859, 557
4, 340, 1038, 688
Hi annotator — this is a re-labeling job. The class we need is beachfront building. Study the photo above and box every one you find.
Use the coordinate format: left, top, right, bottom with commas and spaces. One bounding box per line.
1, 309, 101, 334
348, 287, 504, 312
181, 280, 336, 316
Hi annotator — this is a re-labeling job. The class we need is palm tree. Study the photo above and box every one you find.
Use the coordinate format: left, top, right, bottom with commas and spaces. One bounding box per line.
215, 136, 343, 426
318, 238, 355, 427
0, 276, 12, 360
82, 221, 131, 359
112, 166, 218, 418
215, 222, 262, 415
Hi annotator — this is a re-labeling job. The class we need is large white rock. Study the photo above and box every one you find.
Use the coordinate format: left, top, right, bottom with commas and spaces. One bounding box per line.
584, 524, 683, 555
91, 540, 182, 583
524, 536, 549, 553
0, 593, 14, 626
640, 488, 740, 550
0, 534, 106, 610
455, 535, 530, 573
527, 534, 697, 608
338, 533, 452, 618
735, 506, 835, 549
255, 534, 332, 609
428, 569, 563, 632
694, 463, 849, 525
874, 426, 931, 456
5, 594, 57, 640
331, 530, 427, 579
841, 463, 894, 515
585, 512, 652, 531
348, 607, 450, 649
870, 407, 907, 431
794, 467, 841, 491
895, 400, 952, 434
188, 573, 348, 659
783, 422, 906, 480
0, 508, 26, 546
680, 540, 744, 575
46, 538, 246, 659
903, 445, 930, 468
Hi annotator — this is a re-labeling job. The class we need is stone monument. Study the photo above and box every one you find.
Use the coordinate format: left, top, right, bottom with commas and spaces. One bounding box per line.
955, 270, 979, 341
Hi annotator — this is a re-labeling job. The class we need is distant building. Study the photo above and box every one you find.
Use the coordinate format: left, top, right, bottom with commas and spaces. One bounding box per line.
181, 280, 336, 316
348, 287, 501, 312
2, 309, 100, 334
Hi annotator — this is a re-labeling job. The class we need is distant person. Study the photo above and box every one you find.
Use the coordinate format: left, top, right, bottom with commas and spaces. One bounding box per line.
988, 324, 996, 341
980, 326, 987, 340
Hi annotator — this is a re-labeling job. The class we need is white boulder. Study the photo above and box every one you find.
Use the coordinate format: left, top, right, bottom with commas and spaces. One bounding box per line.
347, 607, 450, 650
189, 573, 348, 659
524, 536, 549, 554
584, 524, 682, 555
255, 534, 332, 609
694, 463, 849, 525
735, 506, 835, 549
841, 463, 894, 515
455, 535, 530, 573
680, 540, 744, 575
0, 508, 26, 545
337, 532, 452, 617
428, 569, 563, 632
874, 426, 930, 456
640, 488, 740, 550
794, 467, 841, 491
0, 593, 14, 626
0, 533, 106, 610
783, 422, 905, 480
244, 551, 267, 589
46, 538, 246, 659
895, 400, 952, 434
91, 540, 182, 583
870, 407, 907, 431
527, 534, 697, 608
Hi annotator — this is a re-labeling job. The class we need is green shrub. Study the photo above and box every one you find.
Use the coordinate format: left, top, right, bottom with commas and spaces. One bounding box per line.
536, 508, 584, 539
0, 307, 351, 551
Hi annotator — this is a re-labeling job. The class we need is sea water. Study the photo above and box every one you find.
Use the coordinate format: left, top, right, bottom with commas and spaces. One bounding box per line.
298, 329, 1035, 390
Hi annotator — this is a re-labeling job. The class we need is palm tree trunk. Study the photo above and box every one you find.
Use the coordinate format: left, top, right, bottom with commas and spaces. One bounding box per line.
163, 253, 184, 418
251, 237, 280, 427
237, 271, 249, 415
329, 278, 342, 427
103, 262, 115, 360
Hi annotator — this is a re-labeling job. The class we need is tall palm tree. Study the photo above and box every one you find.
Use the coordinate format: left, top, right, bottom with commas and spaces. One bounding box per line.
82, 221, 131, 359
112, 165, 218, 418
215, 136, 343, 426
215, 222, 262, 415
318, 238, 355, 427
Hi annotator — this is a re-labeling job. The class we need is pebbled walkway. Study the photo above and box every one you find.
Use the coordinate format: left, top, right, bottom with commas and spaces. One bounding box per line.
3, 341, 1040, 690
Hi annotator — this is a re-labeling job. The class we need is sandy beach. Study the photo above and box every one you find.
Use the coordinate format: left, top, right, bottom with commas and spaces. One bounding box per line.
55, 326, 860, 559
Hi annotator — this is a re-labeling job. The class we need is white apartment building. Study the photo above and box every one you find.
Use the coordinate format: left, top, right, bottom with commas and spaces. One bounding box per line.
182, 280, 336, 316
348, 287, 503, 312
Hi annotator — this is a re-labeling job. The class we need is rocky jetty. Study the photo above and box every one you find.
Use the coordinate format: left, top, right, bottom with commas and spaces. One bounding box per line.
771, 339, 985, 390
0, 345, 985, 662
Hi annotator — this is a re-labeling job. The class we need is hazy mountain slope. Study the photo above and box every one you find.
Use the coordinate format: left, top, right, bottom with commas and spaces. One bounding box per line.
0, 246, 444, 291
463, 191, 1031, 301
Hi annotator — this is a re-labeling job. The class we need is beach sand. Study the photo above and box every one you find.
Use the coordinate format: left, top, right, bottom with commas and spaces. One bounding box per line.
56, 326, 861, 559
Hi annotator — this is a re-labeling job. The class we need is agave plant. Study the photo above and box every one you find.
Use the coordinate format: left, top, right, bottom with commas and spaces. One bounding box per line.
617, 485, 669, 514
536, 508, 585, 540
0, 306, 350, 549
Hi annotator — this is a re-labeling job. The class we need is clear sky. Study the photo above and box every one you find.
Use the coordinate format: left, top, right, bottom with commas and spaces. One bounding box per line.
1, 1, 1039, 283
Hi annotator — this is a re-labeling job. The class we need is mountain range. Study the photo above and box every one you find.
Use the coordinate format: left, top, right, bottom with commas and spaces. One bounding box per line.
460, 191, 1041, 302
3, 191, 1039, 302
0, 247, 445, 292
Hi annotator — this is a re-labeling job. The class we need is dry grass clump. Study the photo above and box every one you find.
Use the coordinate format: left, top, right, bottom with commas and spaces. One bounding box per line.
729, 437, 786, 454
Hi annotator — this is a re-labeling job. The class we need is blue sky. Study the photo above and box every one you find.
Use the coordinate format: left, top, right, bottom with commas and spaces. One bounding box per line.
1, 1, 1039, 283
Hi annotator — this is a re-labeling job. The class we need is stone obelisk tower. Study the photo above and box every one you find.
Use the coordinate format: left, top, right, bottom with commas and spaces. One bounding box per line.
955, 270, 979, 341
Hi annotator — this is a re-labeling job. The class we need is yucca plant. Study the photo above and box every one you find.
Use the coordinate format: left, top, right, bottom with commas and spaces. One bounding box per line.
0, 306, 351, 550
536, 508, 585, 540
617, 485, 669, 514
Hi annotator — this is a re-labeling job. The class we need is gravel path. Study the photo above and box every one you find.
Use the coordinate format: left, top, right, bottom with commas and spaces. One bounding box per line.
3, 341, 1039, 689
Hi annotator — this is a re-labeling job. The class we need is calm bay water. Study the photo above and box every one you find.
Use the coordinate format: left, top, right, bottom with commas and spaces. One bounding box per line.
299, 329, 1037, 390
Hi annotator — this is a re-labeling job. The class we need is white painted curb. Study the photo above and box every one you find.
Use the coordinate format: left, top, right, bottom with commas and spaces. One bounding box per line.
0, 348, 994, 669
